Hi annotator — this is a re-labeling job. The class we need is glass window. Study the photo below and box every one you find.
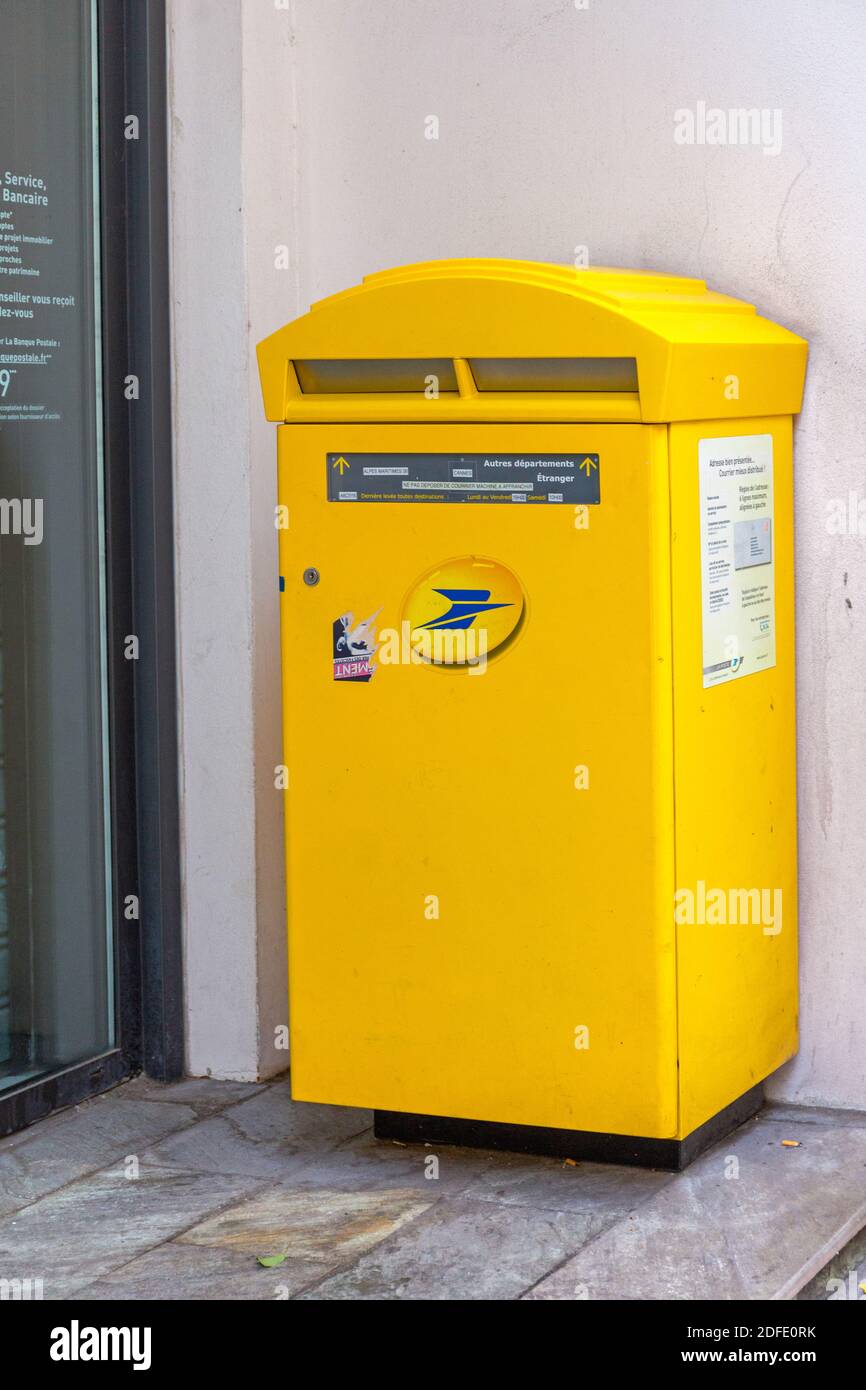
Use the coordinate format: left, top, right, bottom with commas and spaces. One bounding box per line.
0, 0, 113, 1092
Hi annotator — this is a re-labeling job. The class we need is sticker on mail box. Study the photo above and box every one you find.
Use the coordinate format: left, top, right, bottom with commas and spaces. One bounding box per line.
699, 434, 775, 688
327, 453, 600, 505
333, 608, 381, 682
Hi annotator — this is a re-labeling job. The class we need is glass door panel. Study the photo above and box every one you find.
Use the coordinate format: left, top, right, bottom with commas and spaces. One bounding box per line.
0, 0, 114, 1091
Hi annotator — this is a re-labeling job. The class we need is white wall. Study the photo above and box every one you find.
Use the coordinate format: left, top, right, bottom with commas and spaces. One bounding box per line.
168, 0, 297, 1078
170, 0, 866, 1106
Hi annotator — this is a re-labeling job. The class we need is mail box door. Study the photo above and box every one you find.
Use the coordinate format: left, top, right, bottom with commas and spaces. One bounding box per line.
278, 421, 677, 1139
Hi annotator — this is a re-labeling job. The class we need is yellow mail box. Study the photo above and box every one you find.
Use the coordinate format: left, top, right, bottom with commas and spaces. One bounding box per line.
257, 261, 806, 1168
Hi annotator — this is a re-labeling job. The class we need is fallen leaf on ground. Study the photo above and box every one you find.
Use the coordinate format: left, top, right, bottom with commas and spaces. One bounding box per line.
257, 1255, 287, 1268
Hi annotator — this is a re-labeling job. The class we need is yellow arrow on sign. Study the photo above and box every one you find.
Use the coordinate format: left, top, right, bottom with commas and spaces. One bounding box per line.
580, 456, 598, 476
332, 455, 350, 475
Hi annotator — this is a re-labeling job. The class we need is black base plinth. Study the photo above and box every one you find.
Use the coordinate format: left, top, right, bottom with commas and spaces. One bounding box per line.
374, 1084, 764, 1171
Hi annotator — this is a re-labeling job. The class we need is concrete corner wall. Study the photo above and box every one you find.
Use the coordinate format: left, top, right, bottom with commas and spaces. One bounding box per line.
167, 0, 296, 1079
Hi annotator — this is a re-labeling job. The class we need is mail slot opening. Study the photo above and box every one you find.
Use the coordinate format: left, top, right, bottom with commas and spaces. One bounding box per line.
294, 358, 459, 394
469, 356, 638, 392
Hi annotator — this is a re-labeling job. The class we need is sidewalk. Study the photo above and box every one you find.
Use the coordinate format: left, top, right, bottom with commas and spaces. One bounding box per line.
0, 1074, 863, 1300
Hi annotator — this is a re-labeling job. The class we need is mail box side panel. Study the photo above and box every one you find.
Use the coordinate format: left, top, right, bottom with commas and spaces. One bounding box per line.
670, 416, 798, 1138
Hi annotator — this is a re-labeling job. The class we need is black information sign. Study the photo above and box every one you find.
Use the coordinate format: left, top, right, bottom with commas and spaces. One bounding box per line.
326, 452, 600, 504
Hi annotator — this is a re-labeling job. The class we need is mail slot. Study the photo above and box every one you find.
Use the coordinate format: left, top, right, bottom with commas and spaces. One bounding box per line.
257, 259, 807, 1169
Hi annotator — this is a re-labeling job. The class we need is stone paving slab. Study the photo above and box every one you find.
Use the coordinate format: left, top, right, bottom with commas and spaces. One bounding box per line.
462, 1149, 673, 1215
798, 1223, 866, 1301
179, 1185, 432, 1263
0, 1162, 262, 1298
296, 1195, 612, 1301
523, 1107, 866, 1301
762, 1102, 866, 1130
140, 1082, 371, 1179
0, 1091, 202, 1220
121, 1075, 270, 1116
331, 1134, 673, 1214
76, 1241, 324, 1301
1, 1076, 864, 1300
288, 1130, 503, 1195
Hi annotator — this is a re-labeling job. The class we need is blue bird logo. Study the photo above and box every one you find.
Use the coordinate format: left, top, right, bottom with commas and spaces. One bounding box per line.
415, 588, 511, 632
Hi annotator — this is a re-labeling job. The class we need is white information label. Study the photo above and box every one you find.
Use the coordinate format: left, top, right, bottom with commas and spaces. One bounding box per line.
699, 434, 775, 688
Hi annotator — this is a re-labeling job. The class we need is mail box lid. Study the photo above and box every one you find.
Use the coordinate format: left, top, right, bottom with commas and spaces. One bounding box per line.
256, 259, 807, 425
